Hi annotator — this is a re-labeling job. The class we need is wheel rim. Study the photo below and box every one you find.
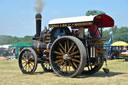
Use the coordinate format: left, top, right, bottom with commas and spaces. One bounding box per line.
83, 62, 103, 75
50, 38, 83, 76
19, 49, 37, 74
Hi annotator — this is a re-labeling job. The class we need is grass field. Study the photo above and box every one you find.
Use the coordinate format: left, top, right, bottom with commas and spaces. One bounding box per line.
0, 57, 128, 85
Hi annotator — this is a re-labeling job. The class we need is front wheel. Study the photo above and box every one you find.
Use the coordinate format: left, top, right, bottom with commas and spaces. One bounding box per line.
49, 36, 87, 77
18, 48, 38, 74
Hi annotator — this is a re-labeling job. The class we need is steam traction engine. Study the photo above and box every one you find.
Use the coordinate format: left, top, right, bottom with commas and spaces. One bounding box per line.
18, 13, 114, 77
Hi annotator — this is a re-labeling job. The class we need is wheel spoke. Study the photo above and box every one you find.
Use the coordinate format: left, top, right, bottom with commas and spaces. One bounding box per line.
55, 59, 64, 63
23, 63, 27, 67
54, 51, 63, 55
72, 56, 80, 58
41, 61, 52, 72
69, 61, 75, 71
72, 46, 77, 52
48, 63, 51, 69
29, 60, 34, 63
67, 43, 74, 54
28, 54, 32, 59
28, 64, 30, 72
58, 60, 64, 66
27, 64, 30, 72
22, 56, 26, 61
88, 65, 93, 71
65, 42, 67, 53
24, 53, 28, 59
68, 60, 71, 72
59, 43, 66, 53
27, 64, 29, 72
30, 62, 34, 68
45, 63, 48, 68
26, 64, 28, 72
22, 61, 26, 65
61, 61, 67, 71
56, 56, 63, 59
70, 51, 79, 56
58, 48, 64, 54
90, 65, 93, 70
88, 66, 91, 71
72, 59, 80, 63
72, 62, 77, 69
22, 57, 26, 62
28, 64, 32, 71
65, 61, 68, 72
27, 51, 31, 59
67, 40, 70, 51
22, 58, 26, 62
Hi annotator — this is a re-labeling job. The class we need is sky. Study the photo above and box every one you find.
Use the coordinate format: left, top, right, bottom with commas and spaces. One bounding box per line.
0, 0, 128, 37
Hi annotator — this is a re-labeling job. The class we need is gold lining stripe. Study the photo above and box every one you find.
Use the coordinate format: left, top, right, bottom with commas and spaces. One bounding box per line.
36, 18, 41, 20
49, 21, 93, 28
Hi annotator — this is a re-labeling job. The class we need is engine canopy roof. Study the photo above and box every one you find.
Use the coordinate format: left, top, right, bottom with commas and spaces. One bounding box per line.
48, 14, 114, 28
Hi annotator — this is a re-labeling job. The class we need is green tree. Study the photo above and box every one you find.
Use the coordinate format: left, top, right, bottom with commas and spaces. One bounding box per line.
0, 35, 34, 45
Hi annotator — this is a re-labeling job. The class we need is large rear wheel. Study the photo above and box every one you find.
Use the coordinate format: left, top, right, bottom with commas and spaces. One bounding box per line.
49, 36, 87, 77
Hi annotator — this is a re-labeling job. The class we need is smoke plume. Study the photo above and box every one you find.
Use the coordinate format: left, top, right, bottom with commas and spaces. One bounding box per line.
35, 0, 44, 13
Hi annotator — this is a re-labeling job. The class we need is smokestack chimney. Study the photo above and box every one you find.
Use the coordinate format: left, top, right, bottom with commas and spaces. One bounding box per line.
35, 13, 42, 38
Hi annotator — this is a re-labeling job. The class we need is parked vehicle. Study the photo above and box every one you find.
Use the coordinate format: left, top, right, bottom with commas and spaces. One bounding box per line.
18, 13, 114, 77
107, 46, 121, 59
105, 44, 128, 59
121, 50, 128, 61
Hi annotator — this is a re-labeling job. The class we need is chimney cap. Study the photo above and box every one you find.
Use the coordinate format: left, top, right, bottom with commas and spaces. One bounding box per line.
36, 13, 42, 18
